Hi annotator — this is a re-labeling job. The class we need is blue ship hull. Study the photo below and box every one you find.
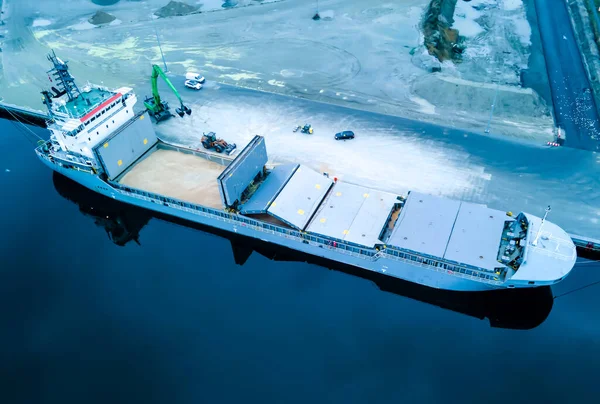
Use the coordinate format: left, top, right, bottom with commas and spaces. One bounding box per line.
29, 50, 577, 293
39, 155, 504, 292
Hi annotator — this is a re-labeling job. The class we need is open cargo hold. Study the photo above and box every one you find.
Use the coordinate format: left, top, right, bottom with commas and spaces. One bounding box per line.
95, 110, 233, 209
118, 147, 228, 209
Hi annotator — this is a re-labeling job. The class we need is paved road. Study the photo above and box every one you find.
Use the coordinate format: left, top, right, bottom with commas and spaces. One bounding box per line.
534, 0, 600, 151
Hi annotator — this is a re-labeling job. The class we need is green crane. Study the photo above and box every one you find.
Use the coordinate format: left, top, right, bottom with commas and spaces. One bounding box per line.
143, 64, 191, 122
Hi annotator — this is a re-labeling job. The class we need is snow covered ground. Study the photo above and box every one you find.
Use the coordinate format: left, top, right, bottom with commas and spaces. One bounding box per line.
28, 0, 282, 30
1, 0, 554, 141
153, 82, 600, 239
158, 85, 492, 199
451, 0, 533, 86
410, 0, 552, 138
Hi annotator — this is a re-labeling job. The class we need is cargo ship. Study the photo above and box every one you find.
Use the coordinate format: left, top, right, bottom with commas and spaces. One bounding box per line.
35, 51, 577, 291
52, 172, 555, 330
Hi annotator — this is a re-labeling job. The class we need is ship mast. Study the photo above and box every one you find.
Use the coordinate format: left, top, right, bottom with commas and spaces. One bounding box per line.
532, 205, 551, 246
46, 50, 87, 104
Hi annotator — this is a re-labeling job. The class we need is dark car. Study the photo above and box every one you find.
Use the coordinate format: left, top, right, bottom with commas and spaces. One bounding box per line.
334, 130, 355, 140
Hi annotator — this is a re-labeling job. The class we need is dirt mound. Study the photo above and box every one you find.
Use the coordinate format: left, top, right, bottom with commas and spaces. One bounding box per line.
422, 0, 464, 63
154, 1, 200, 18
412, 74, 552, 119
88, 11, 116, 25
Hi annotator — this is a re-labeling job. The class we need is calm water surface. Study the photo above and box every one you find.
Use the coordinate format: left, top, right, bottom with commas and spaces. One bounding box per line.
1, 118, 599, 403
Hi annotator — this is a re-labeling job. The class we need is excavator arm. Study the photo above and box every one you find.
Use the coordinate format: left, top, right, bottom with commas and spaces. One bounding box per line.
147, 64, 191, 119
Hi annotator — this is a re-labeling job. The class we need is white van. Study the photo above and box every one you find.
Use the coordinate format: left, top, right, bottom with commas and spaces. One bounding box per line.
185, 72, 205, 83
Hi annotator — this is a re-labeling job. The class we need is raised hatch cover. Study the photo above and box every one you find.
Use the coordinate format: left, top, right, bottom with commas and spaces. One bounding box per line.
93, 111, 158, 180
239, 163, 299, 214
267, 166, 333, 230
305, 181, 399, 247
217, 135, 268, 207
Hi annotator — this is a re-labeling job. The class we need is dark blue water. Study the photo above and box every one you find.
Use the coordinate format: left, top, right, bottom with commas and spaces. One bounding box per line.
1, 117, 599, 403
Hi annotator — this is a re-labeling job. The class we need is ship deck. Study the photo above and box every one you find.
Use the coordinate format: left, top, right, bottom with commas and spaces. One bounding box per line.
388, 192, 508, 272
266, 166, 334, 230
118, 148, 225, 209
305, 181, 400, 247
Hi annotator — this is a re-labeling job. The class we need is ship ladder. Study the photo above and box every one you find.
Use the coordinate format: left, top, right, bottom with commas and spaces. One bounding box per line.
372, 250, 384, 261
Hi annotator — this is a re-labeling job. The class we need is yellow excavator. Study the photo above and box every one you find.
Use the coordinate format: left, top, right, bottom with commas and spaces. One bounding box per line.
143, 64, 192, 122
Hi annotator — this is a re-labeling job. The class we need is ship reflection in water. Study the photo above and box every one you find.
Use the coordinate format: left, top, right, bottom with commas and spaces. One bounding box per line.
52, 172, 554, 330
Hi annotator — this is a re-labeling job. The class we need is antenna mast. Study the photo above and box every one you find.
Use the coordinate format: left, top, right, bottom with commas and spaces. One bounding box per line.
46, 50, 86, 103
532, 205, 551, 246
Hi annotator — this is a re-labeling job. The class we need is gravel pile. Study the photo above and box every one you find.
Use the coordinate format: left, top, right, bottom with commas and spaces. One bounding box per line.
154, 1, 200, 18
88, 10, 116, 25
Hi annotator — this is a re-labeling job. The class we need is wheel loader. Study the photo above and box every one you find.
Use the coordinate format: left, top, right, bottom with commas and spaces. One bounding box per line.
201, 132, 237, 154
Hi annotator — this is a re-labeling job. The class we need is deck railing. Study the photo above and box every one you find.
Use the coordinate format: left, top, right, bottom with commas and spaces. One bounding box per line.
110, 181, 509, 285
570, 233, 600, 252
382, 245, 504, 285
111, 182, 379, 259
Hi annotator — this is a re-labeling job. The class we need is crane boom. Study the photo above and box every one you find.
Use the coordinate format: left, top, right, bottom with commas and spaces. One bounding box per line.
144, 64, 191, 122
151, 64, 184, 109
